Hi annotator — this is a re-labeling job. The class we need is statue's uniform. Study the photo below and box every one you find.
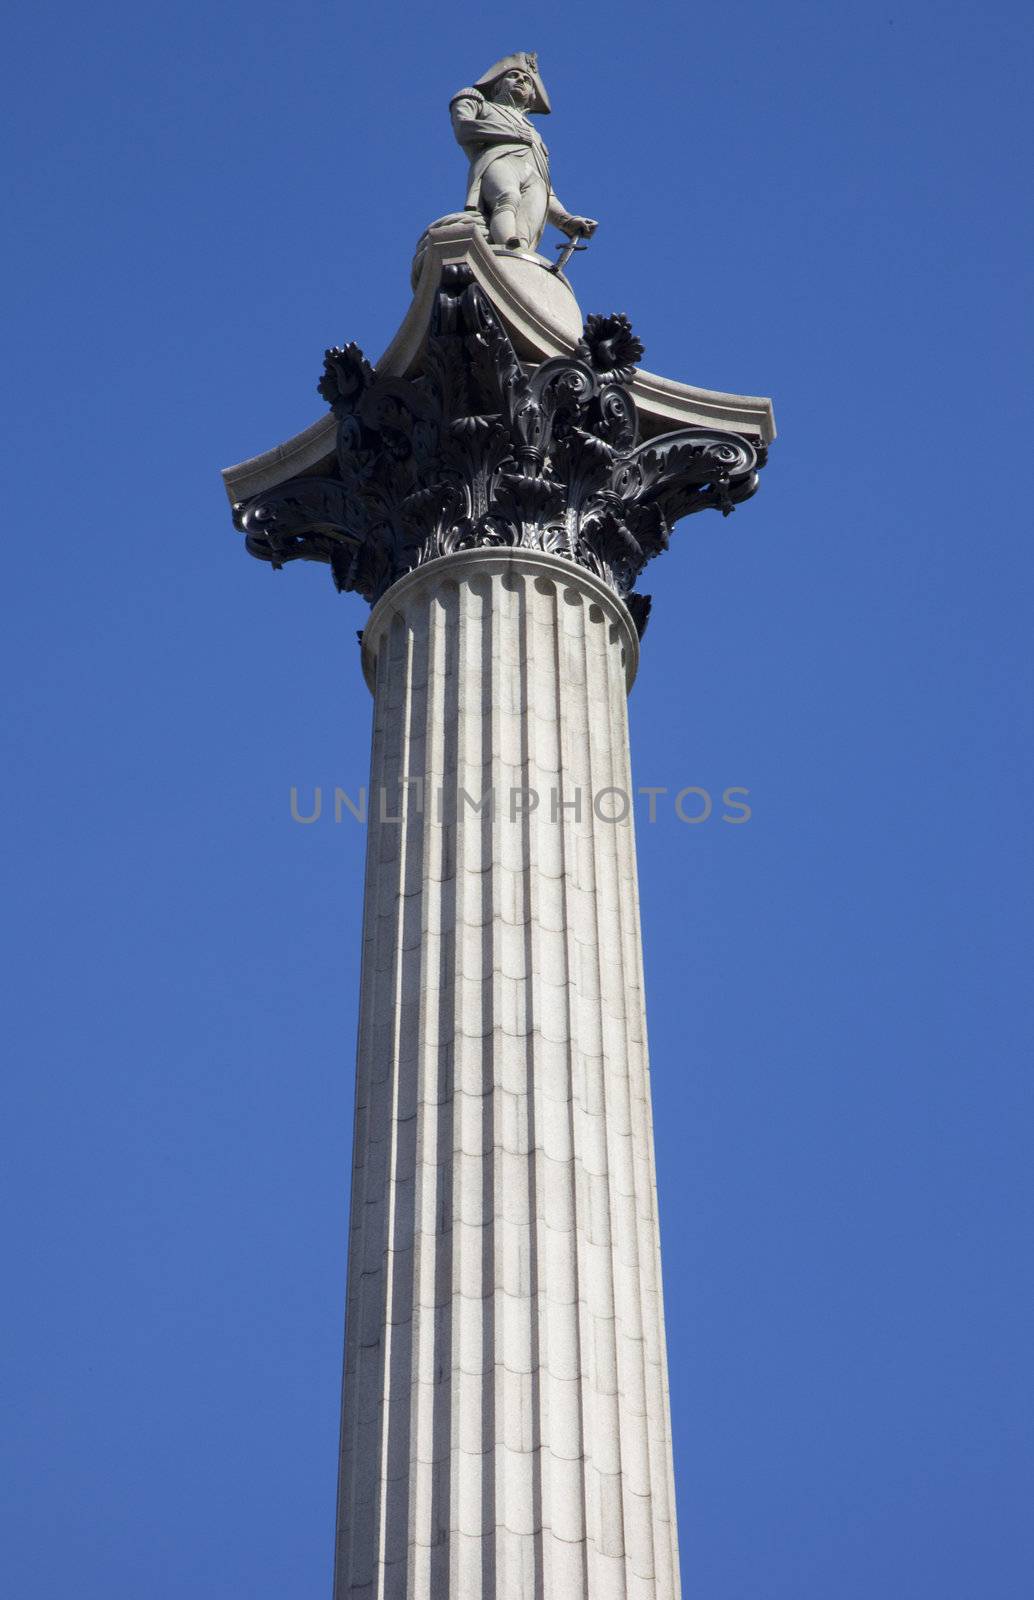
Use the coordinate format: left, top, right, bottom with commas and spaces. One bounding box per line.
449, 88, 559, 252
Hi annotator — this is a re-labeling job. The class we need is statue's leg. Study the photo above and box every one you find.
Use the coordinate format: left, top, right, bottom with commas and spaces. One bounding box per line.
519, 169, 549, 254
481, 154, 527, 251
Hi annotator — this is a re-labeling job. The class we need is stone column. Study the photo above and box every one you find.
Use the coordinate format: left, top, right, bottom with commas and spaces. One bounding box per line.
223, 253, 771, 1599
333, 548, 681, 1600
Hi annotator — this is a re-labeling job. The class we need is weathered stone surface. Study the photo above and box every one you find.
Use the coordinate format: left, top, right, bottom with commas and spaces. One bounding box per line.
335, 550, 680, 1599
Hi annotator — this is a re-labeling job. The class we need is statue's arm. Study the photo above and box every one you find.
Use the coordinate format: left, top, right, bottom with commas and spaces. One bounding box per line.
546, 190, 573, 226
546, 190, 598, 239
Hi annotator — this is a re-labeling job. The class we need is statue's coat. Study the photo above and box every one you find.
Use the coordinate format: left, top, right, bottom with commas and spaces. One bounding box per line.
449, 88, 551, 213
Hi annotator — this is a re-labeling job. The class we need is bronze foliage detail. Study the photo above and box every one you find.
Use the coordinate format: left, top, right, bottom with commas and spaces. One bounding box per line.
235, 267, 763, 633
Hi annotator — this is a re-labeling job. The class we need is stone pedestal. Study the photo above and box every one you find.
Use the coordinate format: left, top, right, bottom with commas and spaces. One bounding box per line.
335, 550, 679, 1599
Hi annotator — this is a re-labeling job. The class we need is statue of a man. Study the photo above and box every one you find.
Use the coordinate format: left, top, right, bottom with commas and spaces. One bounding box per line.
450, 52, 598, 255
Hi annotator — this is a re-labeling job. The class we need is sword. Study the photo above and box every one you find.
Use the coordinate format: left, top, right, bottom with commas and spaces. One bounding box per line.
551, 236, 588, 276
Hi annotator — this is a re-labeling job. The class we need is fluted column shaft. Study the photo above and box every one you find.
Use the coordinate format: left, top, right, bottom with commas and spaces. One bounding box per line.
334, 549, 681, 1600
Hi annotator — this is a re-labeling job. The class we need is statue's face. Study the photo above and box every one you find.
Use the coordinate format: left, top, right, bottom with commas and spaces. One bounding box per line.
494, 69, 535, 109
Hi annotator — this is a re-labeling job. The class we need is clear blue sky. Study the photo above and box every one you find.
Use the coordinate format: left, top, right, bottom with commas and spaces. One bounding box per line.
3, 2, 1032, 1595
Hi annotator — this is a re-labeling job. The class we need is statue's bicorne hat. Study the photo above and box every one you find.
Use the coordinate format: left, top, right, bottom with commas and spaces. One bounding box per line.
473, 51, 551, 115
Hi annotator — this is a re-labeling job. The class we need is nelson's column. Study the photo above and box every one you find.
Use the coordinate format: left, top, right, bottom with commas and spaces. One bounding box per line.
222, 51, 774, 1600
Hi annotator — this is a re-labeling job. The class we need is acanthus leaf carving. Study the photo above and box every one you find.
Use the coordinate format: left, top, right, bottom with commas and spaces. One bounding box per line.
235, 267, 766, 631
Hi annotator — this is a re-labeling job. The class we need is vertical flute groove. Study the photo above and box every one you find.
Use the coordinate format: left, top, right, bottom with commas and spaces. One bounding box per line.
577, 592, 629, 1597
607, 623, 682, 1597
591, 610, 656, 1588
375, 613, 419, 1593
517, 573, 544, 1596
537, 572, 589, 1592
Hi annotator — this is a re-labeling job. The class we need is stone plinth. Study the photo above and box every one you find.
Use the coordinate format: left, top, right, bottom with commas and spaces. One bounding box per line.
409, 213, 585, 349
335, 549, 679, 1599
